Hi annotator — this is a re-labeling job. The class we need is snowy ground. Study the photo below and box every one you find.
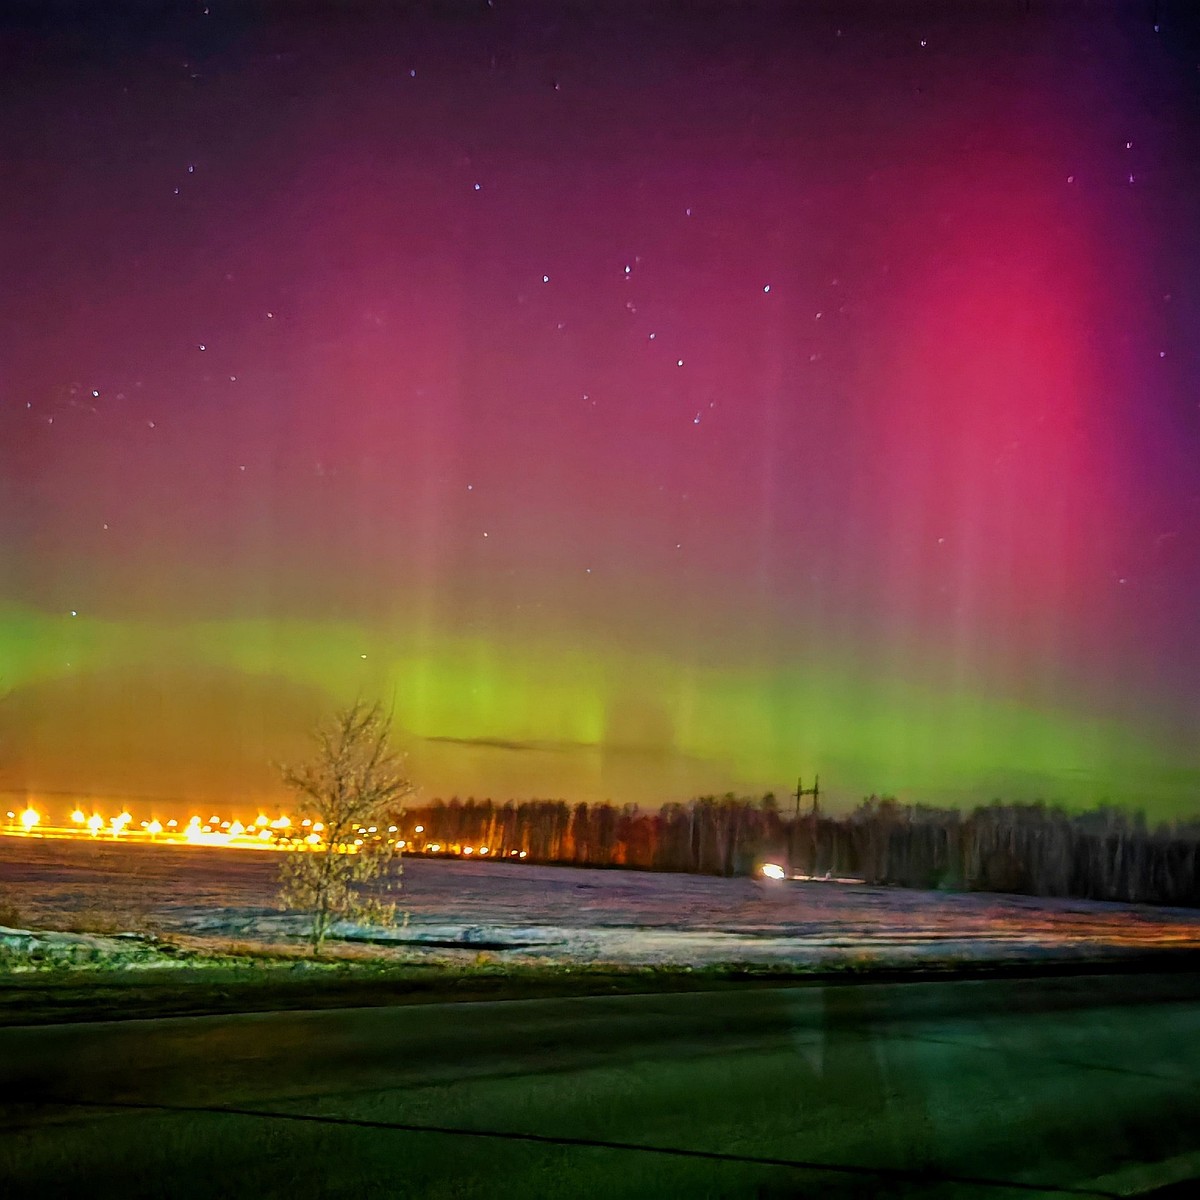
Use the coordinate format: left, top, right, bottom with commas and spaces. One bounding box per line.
3, 836, 1200, 967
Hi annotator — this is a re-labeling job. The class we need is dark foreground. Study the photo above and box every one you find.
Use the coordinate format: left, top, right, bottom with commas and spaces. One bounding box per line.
3, 972, 1200, 1199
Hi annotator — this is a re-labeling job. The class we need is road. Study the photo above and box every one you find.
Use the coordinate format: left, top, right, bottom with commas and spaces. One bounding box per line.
2, 972, 1200, 1199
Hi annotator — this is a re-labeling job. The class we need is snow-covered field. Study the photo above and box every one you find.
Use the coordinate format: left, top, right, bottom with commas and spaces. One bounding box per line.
3, 836, 1200, 967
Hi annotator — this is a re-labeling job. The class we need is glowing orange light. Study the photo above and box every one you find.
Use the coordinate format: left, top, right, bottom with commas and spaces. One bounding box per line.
70, 809, 86, 824
20, 807, 40, 831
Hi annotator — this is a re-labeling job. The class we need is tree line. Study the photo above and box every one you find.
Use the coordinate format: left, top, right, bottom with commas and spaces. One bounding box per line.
404, 794, 1200, 907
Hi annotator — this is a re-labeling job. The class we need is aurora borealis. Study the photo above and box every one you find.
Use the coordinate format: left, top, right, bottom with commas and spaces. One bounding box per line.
2, 2, 1198, 817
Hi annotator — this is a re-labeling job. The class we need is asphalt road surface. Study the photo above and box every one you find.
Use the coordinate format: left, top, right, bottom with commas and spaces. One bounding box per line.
3, 972, 1200, 1199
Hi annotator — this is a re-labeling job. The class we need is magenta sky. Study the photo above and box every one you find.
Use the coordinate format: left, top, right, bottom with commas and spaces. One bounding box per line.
2, 2, 1198, 817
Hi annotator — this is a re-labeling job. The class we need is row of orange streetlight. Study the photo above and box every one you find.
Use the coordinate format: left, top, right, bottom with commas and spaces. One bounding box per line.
1, 807, 529, 859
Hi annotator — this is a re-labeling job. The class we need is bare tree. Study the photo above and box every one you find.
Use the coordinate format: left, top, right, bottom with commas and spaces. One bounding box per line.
278, 700, 413, 953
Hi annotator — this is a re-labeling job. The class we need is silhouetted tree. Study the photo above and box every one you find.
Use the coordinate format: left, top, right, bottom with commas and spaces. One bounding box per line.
278, 700, 412, 953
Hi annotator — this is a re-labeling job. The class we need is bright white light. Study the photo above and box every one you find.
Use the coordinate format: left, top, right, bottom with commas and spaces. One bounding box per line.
761, 863, 786, 881
414, 825, 424, 833
19, 808, 40, 830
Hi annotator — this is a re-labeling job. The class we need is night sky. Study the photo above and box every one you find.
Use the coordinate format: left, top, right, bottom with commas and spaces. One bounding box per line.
2, 2, 1198, 817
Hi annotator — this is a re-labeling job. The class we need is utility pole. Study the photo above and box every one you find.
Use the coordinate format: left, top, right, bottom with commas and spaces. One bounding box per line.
791, 775, 820, 877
